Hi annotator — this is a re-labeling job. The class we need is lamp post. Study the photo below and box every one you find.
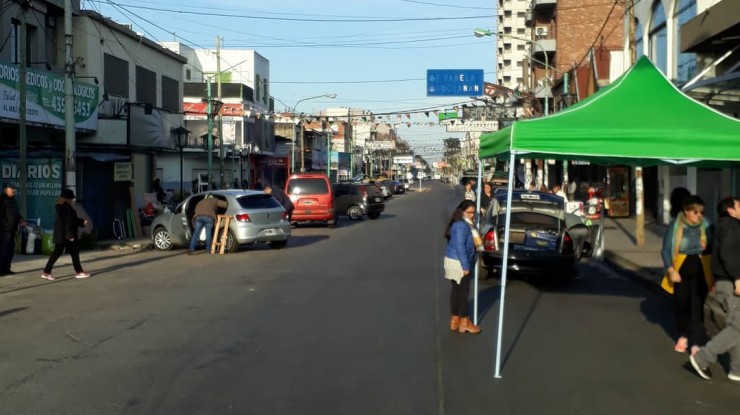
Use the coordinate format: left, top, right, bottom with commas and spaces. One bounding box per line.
292, 93, 337, 173
172, 126, 191, 200
474, 29, 550, 116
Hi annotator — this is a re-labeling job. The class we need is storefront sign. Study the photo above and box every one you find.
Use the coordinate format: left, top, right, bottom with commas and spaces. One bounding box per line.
0, 61, 99, 130
114, 162, 133, 181
0, 158, 62, 228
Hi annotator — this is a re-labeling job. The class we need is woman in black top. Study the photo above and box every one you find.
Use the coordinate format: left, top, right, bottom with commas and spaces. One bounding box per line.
41, 189, 90, 281
479, 182, 494, 214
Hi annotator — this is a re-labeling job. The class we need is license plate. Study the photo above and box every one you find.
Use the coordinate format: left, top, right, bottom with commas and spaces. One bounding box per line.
374, 197, 381, 202
303, 200, 316, 205
264, 228, 276, 236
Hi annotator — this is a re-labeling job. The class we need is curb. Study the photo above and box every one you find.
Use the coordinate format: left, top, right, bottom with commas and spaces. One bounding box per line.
603, 250, 669, 297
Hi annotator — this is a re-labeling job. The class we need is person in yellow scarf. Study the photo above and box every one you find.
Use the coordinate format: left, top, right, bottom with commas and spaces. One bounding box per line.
661, 195, 713, 355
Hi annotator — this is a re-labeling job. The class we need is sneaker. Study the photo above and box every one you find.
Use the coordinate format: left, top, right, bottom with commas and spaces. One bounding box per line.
689, 354, 712, 380
74, 272, 91, 279
728, 373, 740, 382
41, 272, 55, 281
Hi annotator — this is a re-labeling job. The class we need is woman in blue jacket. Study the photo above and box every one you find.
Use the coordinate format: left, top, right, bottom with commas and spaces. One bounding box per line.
444, 200, 481, 334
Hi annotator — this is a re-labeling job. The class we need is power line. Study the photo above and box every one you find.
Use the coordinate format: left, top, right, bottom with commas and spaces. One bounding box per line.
396, 0, 496, 10
98, 2, 494, 23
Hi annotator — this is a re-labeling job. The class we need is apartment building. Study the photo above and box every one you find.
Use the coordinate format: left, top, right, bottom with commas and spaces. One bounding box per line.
496, 0, 532, 91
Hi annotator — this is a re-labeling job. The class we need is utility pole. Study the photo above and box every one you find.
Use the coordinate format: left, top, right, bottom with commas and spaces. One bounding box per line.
216, 36, 225, 188
628, 0, 644, 246
18, 0, 29, 217
64, 0, 76, 194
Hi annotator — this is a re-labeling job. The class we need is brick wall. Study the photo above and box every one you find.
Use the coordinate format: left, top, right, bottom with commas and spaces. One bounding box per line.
556, 0, 625, 73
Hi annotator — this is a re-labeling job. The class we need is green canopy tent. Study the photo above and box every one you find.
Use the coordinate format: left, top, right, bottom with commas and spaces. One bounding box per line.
477, 56, 740, 378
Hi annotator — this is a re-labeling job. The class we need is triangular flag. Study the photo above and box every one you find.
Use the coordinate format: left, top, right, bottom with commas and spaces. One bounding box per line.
424, 111, 429, 117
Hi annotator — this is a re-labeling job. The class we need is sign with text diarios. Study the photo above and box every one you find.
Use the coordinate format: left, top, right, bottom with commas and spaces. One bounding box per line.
0, 62, 99, 130
0, 158, 63, 228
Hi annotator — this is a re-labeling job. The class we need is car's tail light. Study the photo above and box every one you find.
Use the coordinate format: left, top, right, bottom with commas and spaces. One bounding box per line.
562, 232, 574, 255
359, 186, 368, 200
484, 229, 498, 252
235, 213, 251, 223
282, 211, 289, 220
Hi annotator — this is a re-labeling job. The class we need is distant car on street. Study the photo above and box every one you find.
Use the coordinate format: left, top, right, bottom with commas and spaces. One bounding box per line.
332, 183, 385, 220
151, 190, 291, 253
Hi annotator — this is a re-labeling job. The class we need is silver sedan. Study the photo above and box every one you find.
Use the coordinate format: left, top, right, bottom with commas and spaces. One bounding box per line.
150, 190, 291, 253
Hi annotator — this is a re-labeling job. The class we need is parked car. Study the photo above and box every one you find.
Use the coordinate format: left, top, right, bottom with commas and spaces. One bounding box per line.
151, 190, 291, 253
285, 173, 338, 227
391, 180, 406, 194
378, 180, 396, 199
370, 180, 392, 199
332, 183, 384, 220
479, 190, 591, 282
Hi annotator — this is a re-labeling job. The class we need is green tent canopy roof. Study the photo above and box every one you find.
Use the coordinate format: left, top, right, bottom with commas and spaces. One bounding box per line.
479, 56, 740, 166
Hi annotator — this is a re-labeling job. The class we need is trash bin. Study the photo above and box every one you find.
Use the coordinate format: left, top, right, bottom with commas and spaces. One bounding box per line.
41, 231, 54, 255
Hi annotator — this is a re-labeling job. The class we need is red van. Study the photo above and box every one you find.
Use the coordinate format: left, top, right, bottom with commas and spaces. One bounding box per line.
285, 173, 337, 227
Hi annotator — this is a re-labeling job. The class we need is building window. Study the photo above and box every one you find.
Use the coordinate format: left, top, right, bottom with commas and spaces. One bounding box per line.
104, 53, 129, 98
136, 66, 156, 106
9, 20, 34, 64
504, 27, 512, 34
185, 69, 192, 81
504, 43, 512, 51
516, 61, 522, 67
504, 10, 512, 17
517, 44, 525, 51
634, 18, 644, 58
649, 1, 667, 74
517, 28, 525, 35
504, 76, 511, 82
504, 59, 511, 68
161, 76, 179, 113
674, 0, 697, 84
517, 12, 526, 18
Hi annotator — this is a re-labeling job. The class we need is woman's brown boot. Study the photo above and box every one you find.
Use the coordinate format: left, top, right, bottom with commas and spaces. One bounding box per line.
458, 317, 481, 334
450, 315, 460, 331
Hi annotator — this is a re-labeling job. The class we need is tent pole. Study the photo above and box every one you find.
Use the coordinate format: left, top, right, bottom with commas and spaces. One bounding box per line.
474, 160, 483, 325
494, 151, 517, 379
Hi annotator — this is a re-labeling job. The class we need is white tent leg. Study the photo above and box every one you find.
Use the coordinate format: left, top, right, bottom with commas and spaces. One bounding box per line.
494, 151, 517, 378
474, 160, 483, 325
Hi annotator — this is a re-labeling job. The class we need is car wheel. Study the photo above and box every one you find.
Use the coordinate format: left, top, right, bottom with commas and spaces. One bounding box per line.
367, 212, 380, 220
152, 227, 173, 251
347, 206, 363, 220
225, 230, 239, 253
270, 240, 288, 249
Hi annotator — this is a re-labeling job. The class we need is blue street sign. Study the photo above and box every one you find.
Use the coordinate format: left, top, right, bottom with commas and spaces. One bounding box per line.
426, 69, 484, 97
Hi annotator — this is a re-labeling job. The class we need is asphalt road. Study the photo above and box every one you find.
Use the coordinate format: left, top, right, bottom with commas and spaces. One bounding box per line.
0, 181, 737, 415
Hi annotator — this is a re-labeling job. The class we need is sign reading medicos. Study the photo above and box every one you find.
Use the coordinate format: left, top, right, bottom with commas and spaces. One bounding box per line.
0, 61, 99, 130
426, 69, 484, 97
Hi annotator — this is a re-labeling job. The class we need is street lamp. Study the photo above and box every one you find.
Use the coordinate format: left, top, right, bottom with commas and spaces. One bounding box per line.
474, 28, 551, 116
292, 93, 337, 173
171, 126, 191, 200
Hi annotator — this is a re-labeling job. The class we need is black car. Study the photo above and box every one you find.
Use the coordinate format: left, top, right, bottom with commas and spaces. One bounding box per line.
332, 183, 385, 220
480, 190, 591, 282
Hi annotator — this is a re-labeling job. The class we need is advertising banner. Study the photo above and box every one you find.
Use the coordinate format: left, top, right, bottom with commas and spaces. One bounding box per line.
0, 62, 99, 130
393, 156, 414, 165
0, 158, 63, 228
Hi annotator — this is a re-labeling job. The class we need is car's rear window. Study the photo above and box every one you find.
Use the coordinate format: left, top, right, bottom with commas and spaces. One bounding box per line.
287, 178, 329, 195
237, 194, 282, 209
495, 212, 559, 228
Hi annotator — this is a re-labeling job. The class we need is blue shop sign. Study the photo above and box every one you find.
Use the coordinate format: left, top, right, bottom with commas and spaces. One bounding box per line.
427, 69, 484, 97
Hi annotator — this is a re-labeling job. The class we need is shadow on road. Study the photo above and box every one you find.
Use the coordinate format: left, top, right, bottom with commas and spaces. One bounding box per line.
0, 307, 29, 318
284, 235, 330, 248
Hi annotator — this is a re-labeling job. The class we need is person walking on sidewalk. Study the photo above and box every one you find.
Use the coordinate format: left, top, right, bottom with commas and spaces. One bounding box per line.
661, 195, 713, 354
41, 189, 90, 281
188, 194, 228, 254
0, 183, 26, 276
463, 180, 476, 202
444, 200, 482, 334
689, 196, 740, 380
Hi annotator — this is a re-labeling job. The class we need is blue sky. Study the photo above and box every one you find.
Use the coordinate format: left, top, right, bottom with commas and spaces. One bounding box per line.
86, 0, 499, 160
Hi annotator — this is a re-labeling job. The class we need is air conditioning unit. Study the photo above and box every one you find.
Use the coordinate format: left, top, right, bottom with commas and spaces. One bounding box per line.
536, 27, 548, 37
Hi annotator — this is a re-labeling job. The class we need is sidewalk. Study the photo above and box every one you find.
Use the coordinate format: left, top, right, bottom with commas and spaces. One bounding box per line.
6, 238, 153, 276
602, 216, 666, 289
